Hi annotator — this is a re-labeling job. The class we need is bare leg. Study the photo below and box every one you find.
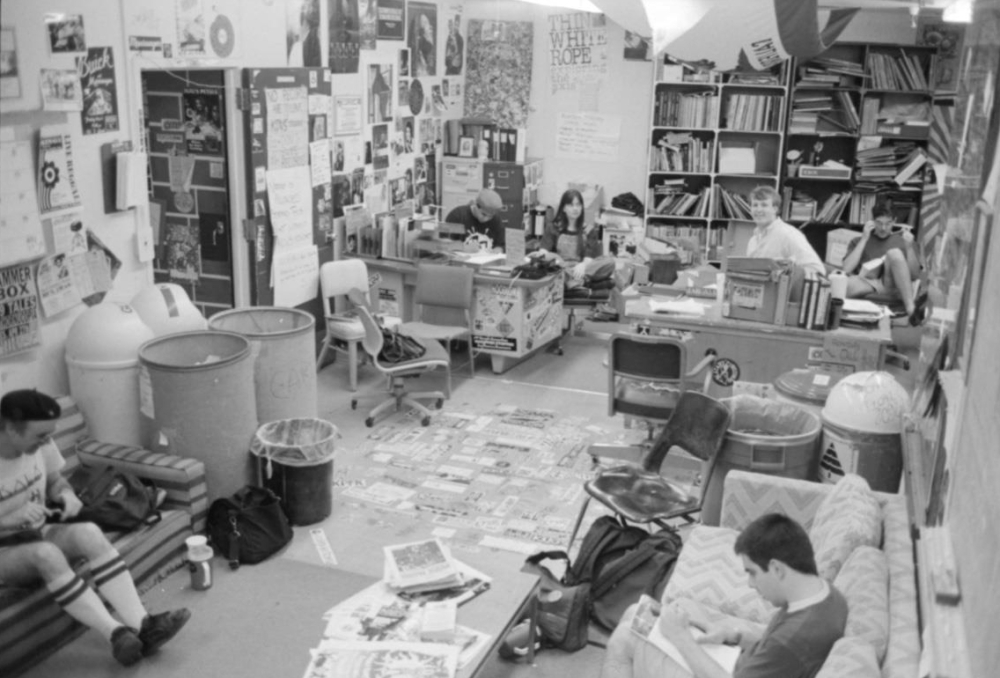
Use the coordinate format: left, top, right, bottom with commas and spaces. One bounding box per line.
846, 275, 878, 298
882, 248, 914, 315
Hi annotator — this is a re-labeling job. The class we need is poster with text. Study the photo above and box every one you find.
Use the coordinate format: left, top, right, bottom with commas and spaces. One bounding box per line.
287, 0, 321, 67
184, 89, 224, 155
548, 13, 607, 93
377, 0, 405, 40
35, 253, 81, 318
0, 263, 40, 357
329, 0, 360, 74
358, 0, 377, 50
408, 2, 438, 77
37, 127, 82, 214
77, 47, 119, 135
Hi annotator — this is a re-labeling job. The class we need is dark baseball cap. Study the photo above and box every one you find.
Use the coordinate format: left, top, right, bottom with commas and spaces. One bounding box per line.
0, 390, 61, 422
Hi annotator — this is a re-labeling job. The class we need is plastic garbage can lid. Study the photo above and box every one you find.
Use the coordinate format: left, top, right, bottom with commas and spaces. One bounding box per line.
821, 371, 909, 434
65, 303, 155, 365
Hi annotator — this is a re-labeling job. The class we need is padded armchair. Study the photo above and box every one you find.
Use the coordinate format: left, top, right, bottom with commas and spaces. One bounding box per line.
567, 391, 732, 548
399, 263, 477, 377
350, 301, 451, 427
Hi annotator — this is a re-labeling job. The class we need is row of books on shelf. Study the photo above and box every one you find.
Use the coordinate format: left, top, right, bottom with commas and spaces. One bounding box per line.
650, 132, 713, 172
866, 50, 930, 91
649, 183, 711, 217
722, 94, 784, 132
715, 184, 752, 220
783, 187, 851, 223
442, 119, 526, 161
855, 143, 927, 185
795, 55, 866, 87
343, 202, 431, 260
653, 90, 720, 128
791, 90, 860, 133
646, 223, 725, 251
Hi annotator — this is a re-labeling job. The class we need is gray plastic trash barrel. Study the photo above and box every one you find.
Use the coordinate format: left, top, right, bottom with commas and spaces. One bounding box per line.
208, 307, 317, 423
701, 395, 822, 526
139, 330, 257, 501
251, 418, 338, 526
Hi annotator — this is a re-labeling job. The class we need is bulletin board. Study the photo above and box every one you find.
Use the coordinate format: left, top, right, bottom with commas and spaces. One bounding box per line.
241, 67, 333, 315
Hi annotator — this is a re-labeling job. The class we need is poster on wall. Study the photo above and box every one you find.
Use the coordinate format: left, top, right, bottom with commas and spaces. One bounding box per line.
0, 140, 46, 267
623, 31, 651, 61
329, 0, 361, 74
165, 222, 202, 280
377, 0, 405, 40
358, 0, 377, 50
77, 47, 120, 135
917, 18, 964, 94
465, 20, 532, 129
45, 13, 86, 54
408, 2, 438, 77
548, 13, 607, 94
334, 94, 362, 134
37, 126, 83, 215
287, 0, 321, 67
1, 27, 21, 99
367, 64, 393, 124
176, 0, 207, 56
0, 263, 41, 357
444, 7, 464, 76
39, 68, 82, 111
35, 253, 82, 318
183, 88, 224, 155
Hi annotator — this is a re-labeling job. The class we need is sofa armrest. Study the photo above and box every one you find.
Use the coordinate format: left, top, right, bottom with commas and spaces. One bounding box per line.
719, 471, 832, 532
75, 439, 209, 534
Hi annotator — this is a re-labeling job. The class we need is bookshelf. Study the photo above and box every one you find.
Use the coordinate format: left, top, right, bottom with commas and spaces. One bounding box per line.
645, 59, 789, 265
781, 42, 938, 261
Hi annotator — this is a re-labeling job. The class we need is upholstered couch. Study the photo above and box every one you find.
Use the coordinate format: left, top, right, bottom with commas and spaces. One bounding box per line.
662, 470, 919, 678
0, 397, 209, 676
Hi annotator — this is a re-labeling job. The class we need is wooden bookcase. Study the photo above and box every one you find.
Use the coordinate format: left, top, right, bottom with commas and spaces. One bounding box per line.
781, 42, 938, 261
645, 59, 789, 266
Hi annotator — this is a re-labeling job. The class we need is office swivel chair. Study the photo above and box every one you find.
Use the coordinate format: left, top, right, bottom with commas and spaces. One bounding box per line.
566, 391, 732, 548
350, 300, 451, 427
398, 262, 477, 377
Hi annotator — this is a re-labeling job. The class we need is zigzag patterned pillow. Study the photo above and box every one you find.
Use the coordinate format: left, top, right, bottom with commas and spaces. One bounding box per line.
809, 474, 882, 581
834, 545, 889, 663
663, 525, 775, 624
815, 636, 881, 678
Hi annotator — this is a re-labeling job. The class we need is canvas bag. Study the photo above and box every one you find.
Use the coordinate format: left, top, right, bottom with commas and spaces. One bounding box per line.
67, 465, 161, 531
206, 486, 293, 569
379, 327, 426, 363
566, 516, 683, 631
521, 551, 591, 652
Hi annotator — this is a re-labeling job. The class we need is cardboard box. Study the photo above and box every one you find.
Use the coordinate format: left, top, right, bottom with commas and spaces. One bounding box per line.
723, 258, 793, 324
826, 227, 861, 267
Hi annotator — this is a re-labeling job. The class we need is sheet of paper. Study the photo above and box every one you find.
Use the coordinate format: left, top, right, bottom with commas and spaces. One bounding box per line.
0, 141, 46, 266
309, 138, 331, 187
35, 254, 82, 317
264, 86, 309, 169
555, 112, 621, 162
266, 166, 313, 248
0, 263, 41, 357
37, 126, 82, 215
648, 297, 707, 316
271, 244, 318, 308
168, 154, 196, 192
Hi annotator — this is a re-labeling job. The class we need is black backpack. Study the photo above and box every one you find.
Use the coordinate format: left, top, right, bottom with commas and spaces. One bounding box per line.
206, 486, 293, 569
68, 465, 161, 531
566, 516, 683, 631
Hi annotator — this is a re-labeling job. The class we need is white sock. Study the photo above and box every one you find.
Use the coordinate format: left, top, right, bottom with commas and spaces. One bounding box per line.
48, 571, 120, 641
91, 551, 147, 629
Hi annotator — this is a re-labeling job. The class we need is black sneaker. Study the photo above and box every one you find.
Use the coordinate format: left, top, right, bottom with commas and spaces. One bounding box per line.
110, 625, 143, 666
138, 608, 191, 656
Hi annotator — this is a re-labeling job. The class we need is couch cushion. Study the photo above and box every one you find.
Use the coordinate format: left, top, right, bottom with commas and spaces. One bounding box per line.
663, 525, 775, 624
815, 636, 881, 678
809, 474, 882, 581
833, 545, 889, 663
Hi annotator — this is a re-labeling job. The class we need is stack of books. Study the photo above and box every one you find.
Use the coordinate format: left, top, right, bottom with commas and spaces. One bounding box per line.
384, 538, 465, 595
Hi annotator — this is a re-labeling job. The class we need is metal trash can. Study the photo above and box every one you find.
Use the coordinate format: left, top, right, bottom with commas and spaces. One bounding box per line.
702, 395, 822, 525
773, 368, 842, 421
820, 371, 909, 492
250, 418, 338, 526
208, 307, 317, 423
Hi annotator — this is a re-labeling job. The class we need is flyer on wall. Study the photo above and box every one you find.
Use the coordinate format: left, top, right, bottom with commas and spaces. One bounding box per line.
37, 126, 83, 214
0, 263, 41, 357
77, 47, 119, 135
183, 88, 224, 155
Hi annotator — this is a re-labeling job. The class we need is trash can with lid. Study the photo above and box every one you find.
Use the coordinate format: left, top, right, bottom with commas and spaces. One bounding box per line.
130, 283, 207, 337
820, 371, 909, 492
773, 368, 842, 420
701, 395, 822, 526
251, 418, 338, 526
65, 303, 155, 446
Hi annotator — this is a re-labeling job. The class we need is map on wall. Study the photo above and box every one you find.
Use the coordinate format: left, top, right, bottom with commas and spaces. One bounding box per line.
464, 20, 532, 129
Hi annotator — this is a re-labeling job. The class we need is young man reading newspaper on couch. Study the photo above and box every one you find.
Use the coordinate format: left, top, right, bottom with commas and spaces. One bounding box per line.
602, 514, 847, 678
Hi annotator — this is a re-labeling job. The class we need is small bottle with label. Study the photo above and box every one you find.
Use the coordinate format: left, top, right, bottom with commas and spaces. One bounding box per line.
185, 535, 214, 591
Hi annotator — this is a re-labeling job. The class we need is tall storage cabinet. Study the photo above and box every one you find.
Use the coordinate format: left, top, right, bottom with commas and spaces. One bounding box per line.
645, 59, 789, 266
782, 42, 938, 261
441, 157, 543, 235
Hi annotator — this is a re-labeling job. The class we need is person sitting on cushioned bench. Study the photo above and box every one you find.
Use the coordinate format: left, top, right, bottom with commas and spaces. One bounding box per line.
842, 201, 925, 326
602, 513, 847, 678
0, 390, 191, 668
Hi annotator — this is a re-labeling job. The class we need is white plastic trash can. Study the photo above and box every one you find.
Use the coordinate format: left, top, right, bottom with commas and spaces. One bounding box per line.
65, 303, 155, 446
130, 283, 207, 337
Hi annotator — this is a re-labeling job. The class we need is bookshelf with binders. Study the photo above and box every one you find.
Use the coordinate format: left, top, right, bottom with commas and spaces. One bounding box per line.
645, 57, 789, 265
781, 42, 938, 261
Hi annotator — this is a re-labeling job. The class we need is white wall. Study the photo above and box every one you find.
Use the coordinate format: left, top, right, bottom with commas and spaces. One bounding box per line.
0, 0, 464, 395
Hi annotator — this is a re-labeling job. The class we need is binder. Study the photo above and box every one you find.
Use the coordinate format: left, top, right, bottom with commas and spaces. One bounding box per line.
799, 277, 815, 327
811, 280, 831, 330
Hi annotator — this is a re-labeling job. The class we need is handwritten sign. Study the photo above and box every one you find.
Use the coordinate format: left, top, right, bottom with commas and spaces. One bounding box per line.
821, 334, 882, 372
731, 282, 764, 310
555, 112, 620, 162
272, 245, 319, 308
266, 166, 313, 249
265, 87, 308, 169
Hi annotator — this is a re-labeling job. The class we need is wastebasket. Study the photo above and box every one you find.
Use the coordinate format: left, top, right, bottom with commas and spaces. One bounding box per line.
130, 283, 207, 336
138, 330, 258, 501
250, 418, 338, 526
701, 395, 822, 526
773, 368, 842, 420
65, 303, 155, 446
208, 307, 317, 423
820, 371, 909, 492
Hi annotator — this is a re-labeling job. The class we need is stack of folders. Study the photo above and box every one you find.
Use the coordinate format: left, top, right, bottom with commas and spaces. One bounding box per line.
799, 273, 832, 330
383, 538, 465, 595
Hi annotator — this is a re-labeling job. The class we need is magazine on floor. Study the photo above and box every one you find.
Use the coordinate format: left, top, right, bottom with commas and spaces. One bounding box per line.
396, 559, 492, 606
301, 640, 458, 678
383, 538, 463, 592
630, 595, 740, 675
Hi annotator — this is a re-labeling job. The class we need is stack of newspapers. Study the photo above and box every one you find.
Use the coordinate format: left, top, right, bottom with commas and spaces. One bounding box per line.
383, 538, 466, 595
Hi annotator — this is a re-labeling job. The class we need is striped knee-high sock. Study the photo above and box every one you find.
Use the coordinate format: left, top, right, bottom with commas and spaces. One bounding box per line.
47, 570, 120, 641
91, 551, 146, 629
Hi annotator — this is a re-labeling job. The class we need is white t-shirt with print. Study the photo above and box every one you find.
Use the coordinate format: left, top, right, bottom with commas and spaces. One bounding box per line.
0, 439, 65, 538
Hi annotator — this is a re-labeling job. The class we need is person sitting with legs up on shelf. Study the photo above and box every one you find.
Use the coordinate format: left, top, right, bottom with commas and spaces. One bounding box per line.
841, 200, 926, 326
0, 390, 191, 667
746, 185, 826, 277
601, 513, 848, 678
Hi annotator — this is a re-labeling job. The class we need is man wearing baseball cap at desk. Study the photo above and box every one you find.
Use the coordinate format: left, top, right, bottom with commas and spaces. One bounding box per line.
0, 389, 190, 667
445, 188, 506, 251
